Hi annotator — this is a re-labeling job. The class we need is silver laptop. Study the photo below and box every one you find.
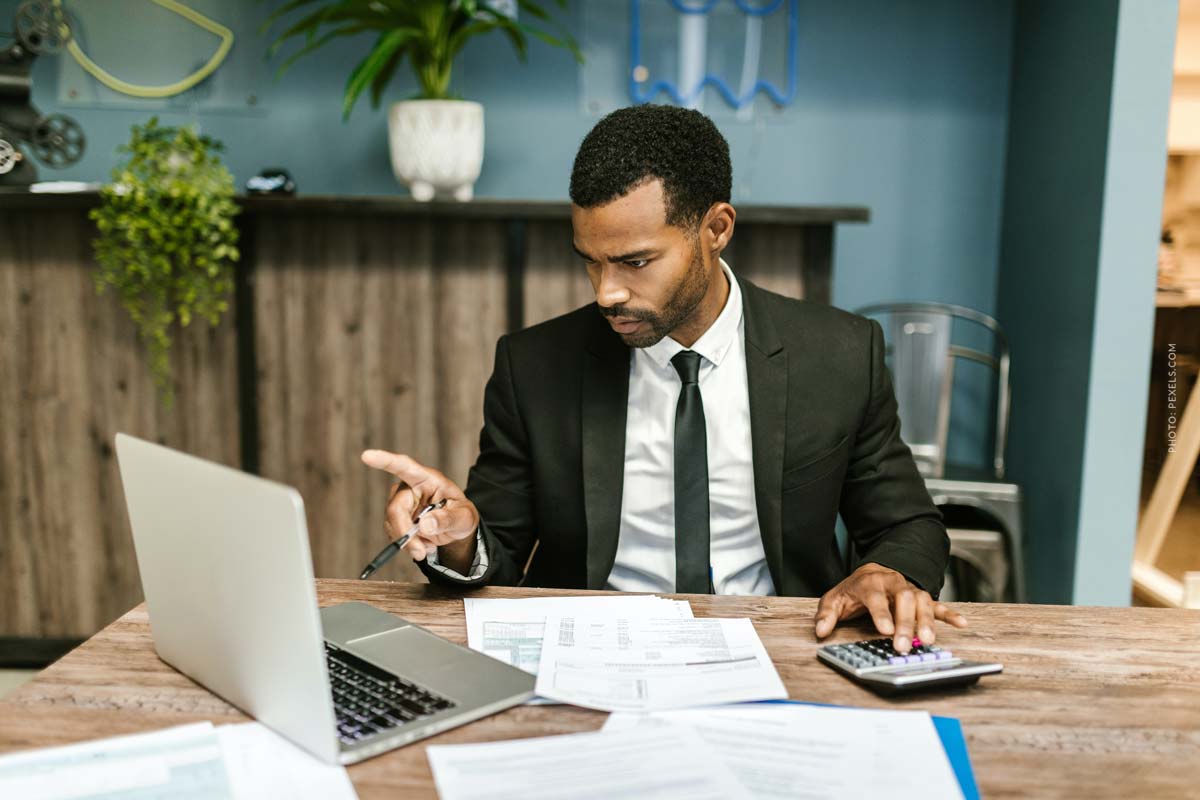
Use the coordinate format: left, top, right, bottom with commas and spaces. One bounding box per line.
114, 433, 534, 765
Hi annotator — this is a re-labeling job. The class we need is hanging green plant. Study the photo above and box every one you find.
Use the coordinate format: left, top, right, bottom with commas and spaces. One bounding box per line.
90, 117, 240, 408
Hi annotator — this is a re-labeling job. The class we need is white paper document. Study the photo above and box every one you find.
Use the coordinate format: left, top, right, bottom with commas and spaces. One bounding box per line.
535, 615, 787, 712
426, 724, 750, 800
0, 722, 232, 800
464, 595, 694, 704
0, 721, 358, 800
464, 595, 693, 674
603, 704, 963, 800
218, 722, 358, 800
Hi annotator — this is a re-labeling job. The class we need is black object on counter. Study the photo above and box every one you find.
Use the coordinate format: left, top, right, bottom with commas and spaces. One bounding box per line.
246, 168, 295, 195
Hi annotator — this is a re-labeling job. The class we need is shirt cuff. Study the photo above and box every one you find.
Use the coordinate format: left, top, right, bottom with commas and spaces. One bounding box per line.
424, 529, 488, 581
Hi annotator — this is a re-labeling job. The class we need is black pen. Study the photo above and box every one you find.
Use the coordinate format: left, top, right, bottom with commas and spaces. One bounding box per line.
359, 499, 447, 579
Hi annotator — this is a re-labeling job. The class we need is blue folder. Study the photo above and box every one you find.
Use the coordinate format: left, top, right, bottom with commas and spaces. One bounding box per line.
759, 700, 979, 800
929, 714, 978, 800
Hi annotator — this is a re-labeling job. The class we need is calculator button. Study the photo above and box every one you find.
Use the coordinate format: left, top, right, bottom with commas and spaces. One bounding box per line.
888, 656, 906, 666
920, 653, 938, 662
936, 651, 954, 660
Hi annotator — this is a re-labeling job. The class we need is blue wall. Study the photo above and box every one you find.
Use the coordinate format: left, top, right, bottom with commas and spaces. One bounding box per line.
996, 0, 1174, 605
10, 0, 1016, 318
1072, 0, 1174, 605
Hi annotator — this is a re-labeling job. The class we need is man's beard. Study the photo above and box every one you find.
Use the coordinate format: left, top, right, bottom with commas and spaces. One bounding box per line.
602, 244, 710, 348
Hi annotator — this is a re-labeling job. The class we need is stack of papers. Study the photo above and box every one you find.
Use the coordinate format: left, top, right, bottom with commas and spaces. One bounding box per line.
464, 594, 693, 674
445, 597, 968, 799
426, 703, 964, 800
0, 721, 358, 800
465, 596, 787, 711
603, 704, 964, 800
427, 725, 749, 800
536, 615, 788, 711
464, 594, 693, 703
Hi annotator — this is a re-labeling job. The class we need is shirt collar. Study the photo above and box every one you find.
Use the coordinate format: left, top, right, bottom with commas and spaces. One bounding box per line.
642, 258, 742, 370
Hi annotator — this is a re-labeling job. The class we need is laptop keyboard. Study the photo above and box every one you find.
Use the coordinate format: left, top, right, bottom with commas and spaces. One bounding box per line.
325, 642, 456, 746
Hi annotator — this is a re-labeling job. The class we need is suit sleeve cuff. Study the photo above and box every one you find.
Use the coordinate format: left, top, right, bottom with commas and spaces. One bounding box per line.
424, 529, 488, 581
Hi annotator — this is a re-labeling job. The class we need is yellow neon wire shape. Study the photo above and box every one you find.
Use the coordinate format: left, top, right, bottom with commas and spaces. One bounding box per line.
53, 0, 234, 98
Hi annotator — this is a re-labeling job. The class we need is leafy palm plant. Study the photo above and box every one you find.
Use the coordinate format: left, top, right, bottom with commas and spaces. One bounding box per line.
262, 0, 583, 119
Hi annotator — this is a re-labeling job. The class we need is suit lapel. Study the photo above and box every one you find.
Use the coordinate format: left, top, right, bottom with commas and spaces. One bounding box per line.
582, 310, 631, 589
739, 277, 787, 592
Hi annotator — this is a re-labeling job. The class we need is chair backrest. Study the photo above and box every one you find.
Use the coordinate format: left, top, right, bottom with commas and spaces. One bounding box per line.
855, 302, 1011, 479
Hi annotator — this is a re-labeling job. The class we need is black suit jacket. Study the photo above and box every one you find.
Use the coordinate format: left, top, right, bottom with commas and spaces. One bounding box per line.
420, 275, 949, 597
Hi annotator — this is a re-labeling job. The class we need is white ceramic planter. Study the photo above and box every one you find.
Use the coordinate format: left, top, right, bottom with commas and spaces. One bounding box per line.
387, 100, 484, 202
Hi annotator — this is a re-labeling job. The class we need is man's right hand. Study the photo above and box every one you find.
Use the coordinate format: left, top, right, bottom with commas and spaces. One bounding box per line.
360, 449, 480, 572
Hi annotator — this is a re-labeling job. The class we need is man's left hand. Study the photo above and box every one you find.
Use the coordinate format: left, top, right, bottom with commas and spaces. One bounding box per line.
813, 563, 967, 653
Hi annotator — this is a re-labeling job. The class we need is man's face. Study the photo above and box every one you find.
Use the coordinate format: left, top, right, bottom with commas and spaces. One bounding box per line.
571, 179, 711, 348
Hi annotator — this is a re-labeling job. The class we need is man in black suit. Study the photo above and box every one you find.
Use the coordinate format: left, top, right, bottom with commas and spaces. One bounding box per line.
363, 105, 965, 653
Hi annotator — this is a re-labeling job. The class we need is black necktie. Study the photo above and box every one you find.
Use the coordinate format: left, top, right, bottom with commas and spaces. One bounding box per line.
671, 350, 711, 594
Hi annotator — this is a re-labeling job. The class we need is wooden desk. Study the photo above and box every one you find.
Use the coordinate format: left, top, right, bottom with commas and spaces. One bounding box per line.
1, 582, 1198, 799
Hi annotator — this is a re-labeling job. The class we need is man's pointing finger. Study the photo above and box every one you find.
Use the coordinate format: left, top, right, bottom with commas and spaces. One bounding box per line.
361, 449, 429, 483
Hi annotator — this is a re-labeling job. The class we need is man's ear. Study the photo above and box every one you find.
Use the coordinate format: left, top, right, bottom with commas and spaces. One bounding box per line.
702, 202, 736, 256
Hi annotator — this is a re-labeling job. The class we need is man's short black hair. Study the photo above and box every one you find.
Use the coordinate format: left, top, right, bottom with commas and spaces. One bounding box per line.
569, 104, 732, 228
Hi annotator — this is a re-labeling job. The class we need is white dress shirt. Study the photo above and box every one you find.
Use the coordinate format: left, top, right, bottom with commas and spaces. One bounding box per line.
430, 260, 776, 596
606, 260, 774, 595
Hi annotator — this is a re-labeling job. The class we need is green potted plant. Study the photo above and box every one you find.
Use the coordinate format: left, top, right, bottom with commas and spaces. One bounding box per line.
263, 0, 582, 200
91, 117, 239, 408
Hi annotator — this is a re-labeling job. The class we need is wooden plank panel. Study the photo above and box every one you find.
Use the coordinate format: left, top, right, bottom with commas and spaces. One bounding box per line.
800, 224, 833, 304
0, 210, 239, 638
433, 220, 508, 486
729, 224, 808, 301
253, 215, 430, 583
523, 220, 593, 327
0, 208, 44, 637
355, 219, 439, 581
254, 215, 506, 584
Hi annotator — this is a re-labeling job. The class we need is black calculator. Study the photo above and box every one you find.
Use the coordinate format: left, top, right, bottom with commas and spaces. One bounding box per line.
817, 637, 1002, 696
